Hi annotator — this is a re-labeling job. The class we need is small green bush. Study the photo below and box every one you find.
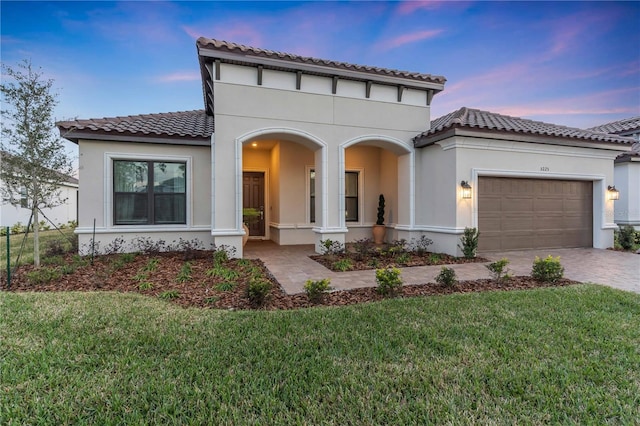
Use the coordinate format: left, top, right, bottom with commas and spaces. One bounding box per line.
396, 252, 410, 266
320, 239, 345, 256
486, 258, 511, 282
26, 267, 62, 285
215, 281, 237, 292
120, 252, 137, 263
304, 278, 331, 303
428, 253, 442, 264
138, 282, 154, 290
531, 255, 564, 283
458, 227, 480, 259
143, 258, 160, 272
206, 265, 239, 280
42, 255, 65, 266
368, 257, 380, 268
375, 267, 402, 296
435, 267, 457, 287
159, 290, 180, 300
332, 258, 353, 272
60, 264, 76, 275
176, 262, 192, 283
247, 277, 272, 306
617, 225, 637, 251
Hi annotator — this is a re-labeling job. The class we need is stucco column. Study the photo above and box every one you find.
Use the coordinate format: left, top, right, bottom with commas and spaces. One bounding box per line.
211, 133, 244, 257
313, 143, 347, 252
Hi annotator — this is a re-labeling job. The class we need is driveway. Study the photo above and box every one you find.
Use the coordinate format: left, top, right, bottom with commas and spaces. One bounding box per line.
245, 242, 639, 294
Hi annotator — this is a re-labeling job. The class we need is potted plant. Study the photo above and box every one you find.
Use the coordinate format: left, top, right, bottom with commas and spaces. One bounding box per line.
372, 194, 386, 244
242, 208, 261, 245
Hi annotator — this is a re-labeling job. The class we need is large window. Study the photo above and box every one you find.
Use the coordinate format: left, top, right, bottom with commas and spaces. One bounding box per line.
114, 160, 186, 225
309, 170, 359, 223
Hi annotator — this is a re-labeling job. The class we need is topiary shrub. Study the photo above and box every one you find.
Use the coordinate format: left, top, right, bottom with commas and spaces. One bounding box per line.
618, 225, 637, 251
458, 227, 480, 259
375, 267, 402, 296
531, 255, 564, 283
435, 267, 457, 287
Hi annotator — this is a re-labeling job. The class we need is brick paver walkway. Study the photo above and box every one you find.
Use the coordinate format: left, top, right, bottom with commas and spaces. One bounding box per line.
244, 241, 639, 295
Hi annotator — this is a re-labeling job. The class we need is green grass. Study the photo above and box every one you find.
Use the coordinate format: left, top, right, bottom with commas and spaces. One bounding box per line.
0, 228, 76, 270
1, 285, 639, 424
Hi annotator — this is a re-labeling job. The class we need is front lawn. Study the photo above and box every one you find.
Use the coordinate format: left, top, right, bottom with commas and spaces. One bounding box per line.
1, 285, 638, 424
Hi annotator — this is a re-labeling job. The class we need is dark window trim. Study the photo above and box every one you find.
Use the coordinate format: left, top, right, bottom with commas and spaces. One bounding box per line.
113, 160, 186, 226
309, 169, 359, 223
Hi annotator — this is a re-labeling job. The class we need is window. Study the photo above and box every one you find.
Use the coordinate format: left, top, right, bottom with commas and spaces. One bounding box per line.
113, 160, 186, 225
309, 169, 359, 223
20, 186, 28, 209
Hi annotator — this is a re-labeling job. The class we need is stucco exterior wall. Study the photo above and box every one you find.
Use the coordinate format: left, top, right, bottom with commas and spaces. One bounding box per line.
213, 62, 428, 254
75, 140, 212, 252
416, 135, 621, 255
614, 160, 640, 228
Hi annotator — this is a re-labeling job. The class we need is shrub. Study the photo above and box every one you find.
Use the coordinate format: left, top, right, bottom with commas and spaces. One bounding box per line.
212, 245, 236, 265
247, 277, 272, 306
320, 239, 345, 256
435, 267, 457, 287
102, 237, 126, 255
486, 258, 511, 282
396, 253, 410, 266
131, 237, 167, 255
383, 239, 407, 257
304, 278, 331, 303
458, 227, 480, 259
531, 255, 564, 283
43, 238, 69, 257
42, 255, 65, 266
368, 257, 380, 269
618, 225, 637, 251
119, 252, 137, 263
172, 238, 206, 260
376, 194, 385, 225
352, 238, 374, 260
408, 235, 433, 254
428, 253, 442, 264
332, 258, 353, 272
26, 267, 62, 285
10, 222, 24, 234
375, 267, 402, 296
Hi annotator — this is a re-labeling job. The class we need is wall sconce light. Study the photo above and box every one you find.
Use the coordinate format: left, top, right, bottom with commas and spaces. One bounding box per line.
607, 185, 619, 201
460, 181, 472, 199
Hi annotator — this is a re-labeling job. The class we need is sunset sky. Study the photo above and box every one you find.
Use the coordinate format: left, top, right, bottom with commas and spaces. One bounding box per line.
2, 0, 639, 144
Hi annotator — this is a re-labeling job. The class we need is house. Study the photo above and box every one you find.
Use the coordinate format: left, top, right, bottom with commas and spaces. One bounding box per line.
56, 38, 634, 256
588, 117, 640, 230
0, 151, 79, 229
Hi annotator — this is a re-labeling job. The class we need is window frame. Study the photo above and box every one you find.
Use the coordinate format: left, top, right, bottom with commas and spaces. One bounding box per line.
107, 153, 191, 228
308, 167, 362, 224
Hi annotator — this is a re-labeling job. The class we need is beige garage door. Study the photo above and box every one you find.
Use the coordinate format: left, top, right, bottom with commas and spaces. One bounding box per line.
478, 177, 593, 251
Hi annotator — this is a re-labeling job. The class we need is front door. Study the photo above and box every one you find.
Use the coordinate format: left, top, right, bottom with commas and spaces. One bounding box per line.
242, 172, 265, 237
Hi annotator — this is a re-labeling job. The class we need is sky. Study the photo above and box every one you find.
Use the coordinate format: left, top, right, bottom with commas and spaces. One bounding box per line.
1, 0, 639, 157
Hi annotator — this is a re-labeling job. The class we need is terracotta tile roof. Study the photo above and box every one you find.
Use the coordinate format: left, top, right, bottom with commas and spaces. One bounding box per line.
57, 110, 213, 144
197, 37, 447, 85
414, 107, 636, 146
587, 116, 640, 135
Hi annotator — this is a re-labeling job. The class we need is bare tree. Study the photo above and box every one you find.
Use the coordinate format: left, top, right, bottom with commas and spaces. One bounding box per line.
1, 60, 74, 267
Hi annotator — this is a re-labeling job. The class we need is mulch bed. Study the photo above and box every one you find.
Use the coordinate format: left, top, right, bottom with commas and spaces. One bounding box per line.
310, 251, 488, 271
2, 251, 579, 310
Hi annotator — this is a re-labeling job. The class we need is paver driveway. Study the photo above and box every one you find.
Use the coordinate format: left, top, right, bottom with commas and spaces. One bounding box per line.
244, 242, 639, 294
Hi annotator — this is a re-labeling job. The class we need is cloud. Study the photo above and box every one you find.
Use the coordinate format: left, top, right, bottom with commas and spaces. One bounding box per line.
375, 29, 444, 51
155, 71, 201, 83
396, 1, 451, 15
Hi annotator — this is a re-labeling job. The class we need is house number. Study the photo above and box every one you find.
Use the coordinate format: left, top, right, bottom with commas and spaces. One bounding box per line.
540, 166, 549, 171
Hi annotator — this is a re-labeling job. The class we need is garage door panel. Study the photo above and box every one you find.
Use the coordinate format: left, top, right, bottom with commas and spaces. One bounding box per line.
478, 177, 592, 251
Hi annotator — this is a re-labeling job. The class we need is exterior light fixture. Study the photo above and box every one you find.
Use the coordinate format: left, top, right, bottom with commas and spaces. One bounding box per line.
251, 142, 258, 148
607, 185, 619, 201
460, 181, 472, 199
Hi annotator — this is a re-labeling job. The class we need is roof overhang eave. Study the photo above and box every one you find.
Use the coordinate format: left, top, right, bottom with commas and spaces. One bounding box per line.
197, 47, 446, 93
59, 130, 212, 146
414, 127, 635, 151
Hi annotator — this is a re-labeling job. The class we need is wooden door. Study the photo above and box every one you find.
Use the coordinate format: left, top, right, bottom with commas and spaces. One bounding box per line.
243, 172, 265, 237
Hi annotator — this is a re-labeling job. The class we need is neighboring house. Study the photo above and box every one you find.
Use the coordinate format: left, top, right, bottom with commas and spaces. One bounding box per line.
588, 117, 640, 229
56, 38, 634, 256
0, 152, 79, 228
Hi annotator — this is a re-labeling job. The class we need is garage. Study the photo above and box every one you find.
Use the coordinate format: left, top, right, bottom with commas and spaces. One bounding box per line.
478, 177, 593, 251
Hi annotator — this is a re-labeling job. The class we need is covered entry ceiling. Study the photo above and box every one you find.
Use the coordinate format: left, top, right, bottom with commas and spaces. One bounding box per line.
478, 177, 593, 251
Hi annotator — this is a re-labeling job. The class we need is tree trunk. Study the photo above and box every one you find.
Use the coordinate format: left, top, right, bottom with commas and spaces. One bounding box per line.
33, 206, 40, 268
